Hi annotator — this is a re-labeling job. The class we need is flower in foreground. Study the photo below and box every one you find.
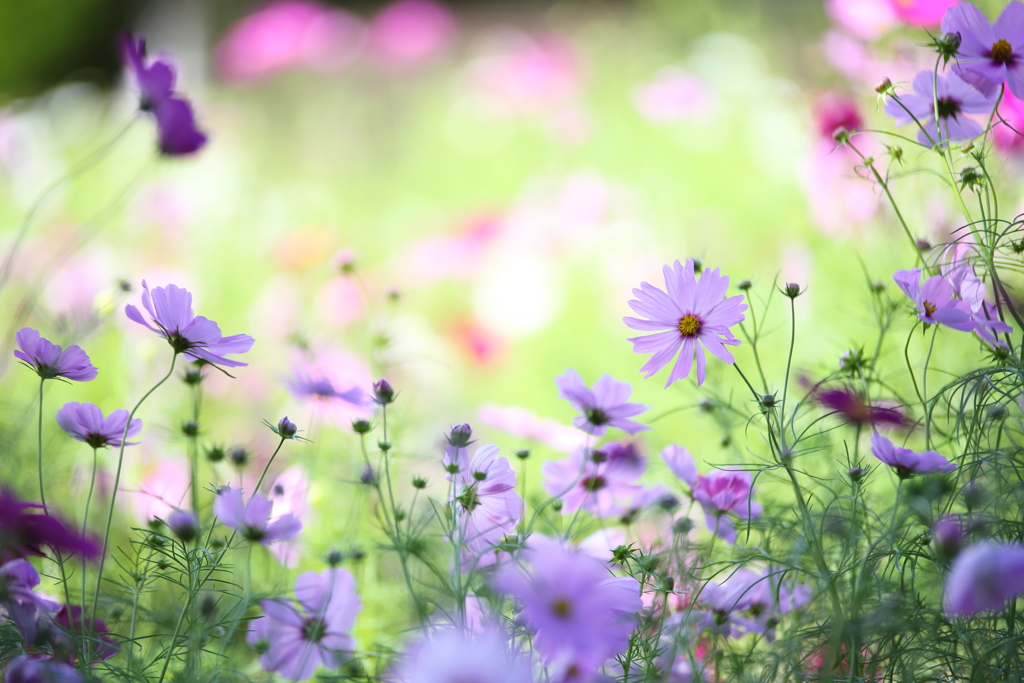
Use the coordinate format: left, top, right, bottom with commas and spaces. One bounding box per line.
492, 535, 641, 676
555, 369, 648, 436
214, 487, 302, 546
870, 432, 956, 479
542, 442, 646, 518
54, 604, 119, 661
941, 1, 1024, 98
125, 281, 255, 367
814, 385, 907, 428
884, 71, 996, 147
624, 258, 746, 387
393, 624, 532, 683
56, 402, 142, 449
945, 541, 1024, 616
445, 443, 522, 553
893, 269, 975, 331
0, 489, 99, 564
5, 655, 82, 683
14, 328, 97, 382
248, 568, 362, 681
121, 32, 208, 155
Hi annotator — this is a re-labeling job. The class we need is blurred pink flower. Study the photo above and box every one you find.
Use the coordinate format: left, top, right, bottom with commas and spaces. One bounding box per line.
825, 0, 954, 39
130, 460, 190, 523
450, 317, 506, 365
314, 276, 365, 327
284, 349, 372, 425
215, 0, 365, 83
399, 213, 503, 284
994, 89, 1024, 151
369, 0, 455, 68
633, 68, 715, 123
268, 465, 310, 567
472, 33, 582, 116
477, 403, 588, 452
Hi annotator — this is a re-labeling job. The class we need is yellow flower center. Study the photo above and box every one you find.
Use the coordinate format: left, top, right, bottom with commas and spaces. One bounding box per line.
552, 598, 572, 617
992, 38, 1014, 63
678, 314, 701, 336
923, 300, 937, 316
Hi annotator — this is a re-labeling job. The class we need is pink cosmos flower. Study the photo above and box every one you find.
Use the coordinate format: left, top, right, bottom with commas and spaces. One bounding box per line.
130, 460, 190, 523
893, 268, 975, 331
555, 368, 648, 436
624, 259, 746, 387
994, 89, 1024, 150
214, 487, 302, 547
393, 624, 532, 683
869, 432, 956, 478
248, 568, 361, 680
56, 402, 142, 449
633, 68, 715, 123
14, 327, 97, 381
125, 281, 255, 367
942, 1, 1024, 98
369, 0, 455, 68
492, 535, 641, 675
471, 33, 581, 116
477, 403, 588, 452
884, 71, 996, 148
945, 541, 1024, 616
446, 443, 522, 554
541, 442, 646, 518
284, 350, 371, 425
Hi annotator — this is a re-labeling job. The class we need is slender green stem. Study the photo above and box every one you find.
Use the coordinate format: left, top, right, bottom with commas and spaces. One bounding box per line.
253, 438, 287, 497
37, 377, 47, 510
80, 447, 98, 613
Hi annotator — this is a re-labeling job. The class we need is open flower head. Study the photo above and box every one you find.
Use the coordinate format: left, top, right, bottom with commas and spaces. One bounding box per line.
870, 432, 956, 478
941, 1, 1024, 98
541, 442, 646, 518
56, 402, 141, 449
624, 259, 746, 387
893, 268, 975, 331
555, 368, 648, 436
945, 541, 1024, 616
214, 487, 302, 547
884, 71, 996, 147
0, 489, 99, 564
125, 281, 254, 367
393, 624, 532, 683
14, 328, 97, 382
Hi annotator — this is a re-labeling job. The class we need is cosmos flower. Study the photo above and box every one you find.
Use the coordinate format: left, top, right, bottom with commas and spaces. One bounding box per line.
492, 535, 641, 675
53, 605, 119, 661
870, 432, 956, 478
393, 624, 532, 683
268, 466, 310, 568
941, 2, 1024, 98
125, 281, 255, 367
4, 656, 82, 683
369, 0, 455, 67
555, 369, 648, 436
446, 443, 522, 554
624, 258, 746, 387
0, 489, 99, 564
55, 402, 142, 449
884, 71, 996, 147
945, 541, 1024, 616
121, 33, 208, 155
248, 568, 362, 681
893, 268, 976, 331
214, 487, 302, 546
814, 385, 908, 428
284, 350, 371, 424
13, 328, 97, 382
541, 442, 646, 518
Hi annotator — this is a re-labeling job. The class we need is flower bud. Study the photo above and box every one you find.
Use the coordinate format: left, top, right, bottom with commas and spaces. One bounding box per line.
782, 282, 803, 299
229, 445, 249, 468
832, 126, 851, 144
276, 416, 298, 438
874, 77, 893, 94
848, 467, 864, 483
590, 450, 607, 463
183, 367, 204, 385
446, 423, 473, 448
372, 379, 396, 405
515, 448, 531, 460
412, 476, 428, 489
327, 550, 344, 566
181, 421, 199, 437
360, 465, 379, 487
205, 444, 225, 463
551, 499, 564, 512
378, 440, 391, 452
761, 393, 778, 408
673, 518, 694, 535
167, 509, 199, 543
351, 419, 372, 434
348, 547, 366, 562
737, 279, 752, 291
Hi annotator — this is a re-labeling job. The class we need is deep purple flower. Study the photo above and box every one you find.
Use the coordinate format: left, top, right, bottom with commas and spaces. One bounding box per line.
624, 259, 746, 387
247, 568, 362, 681
492, 535, 641, 674
541, 442, 646, 518
0, 489, 99, 564
945, 541, 1024, 616
214, 487, 302, 546
14, 328, 97, 382
884, 71, 996, 147
0, 559, 60, 643
394, 624, 532, 683
54, 605, 119, 661
125, 281, 254, 367
870, 432, 956, 478
555, 369, 648, 436
5, 656, 82, 683
893, 268, 976, 331
55, 402, 141, 449
815, 385, 907, 428
942, 1, 1024, 98
121, 33, 208, 156
445, 444, 522, 554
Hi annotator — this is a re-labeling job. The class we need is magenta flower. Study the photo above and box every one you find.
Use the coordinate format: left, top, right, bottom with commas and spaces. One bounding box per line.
214, 487, 302, 546
446, 443, 522, 554
125, 281, 254, 367
870, 432, 956, 478
14, 328, 97, 381
541, 442, 646, 518
54, 604, 119, 660
492, 535, 641, 673
893, 268, 976, 331
945, 541, 1024, 617
55, 402, 141, 449
884, 71, 996, 147
0, 488, 99, 564
815, 385, 908, 428
942, 2, 1024, 98
247, 568, 361, 681
393, 625, 532, 683
121, 33, 208, 155
624, 259, 746, 387
5, 656, 82, 683
555, 368, 648, 436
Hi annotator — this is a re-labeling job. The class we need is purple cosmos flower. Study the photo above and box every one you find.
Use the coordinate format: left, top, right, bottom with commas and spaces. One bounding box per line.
247, 568, 361, 681
445, 443, 522, 554
814, 385, 908, 428
5, 656, 82, 683
14, 328, 97, 382
893, 268, 976, 331
125, 281, 255, 367
214, 487, 302, 546
941, 1, 1024, 98
541, 442, 646, 518
54, 604, 119, 661
694, 569, 809, 641
166, 509, 200, 542
121, 33, 208, 156
55, 402, 142, 449
555, 369, 648, 436
945, 541, 1024, 617
492, 535, 641, 674
884, 71, 996, 147
870, 432, 956, 478
624, 259, 746, 387
393, 625, 533, 683
0, 489, 99, 564
0, 559, 60, 643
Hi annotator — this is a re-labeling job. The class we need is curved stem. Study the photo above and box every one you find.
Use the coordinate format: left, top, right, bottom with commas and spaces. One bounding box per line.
80, 447, 98, 615
37, 377, 47, 510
